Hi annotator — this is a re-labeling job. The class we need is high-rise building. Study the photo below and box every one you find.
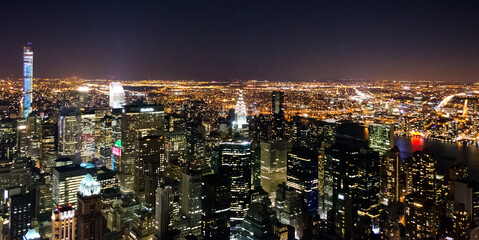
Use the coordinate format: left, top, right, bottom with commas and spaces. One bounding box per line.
240, 203, 275, 240
52, 163, 97, 208
9, 193, 32, 240
407, 150, 436, 200
271, 91, 285, 140
80, 110, 95, 163
181, 171, 203, 237
380, 146, 401, 206
214, 140, 252, 222
233, 92, 248, 133
23, 43, 33, 118
202, 174, 231, 240
155, 184, 173, 240
325, 143, 380, 239
109, 82, 126, 109
286, 146, 319, 215
137, 135, 165, 207
368, 123, 394, 156
275, 182, 303, 238
58, 107, 82, 163
404, 193, 439, 239
51, 205, 76, 240
260, 140, 291, 203
120, 105, 164, 193
77, 174, 104, 240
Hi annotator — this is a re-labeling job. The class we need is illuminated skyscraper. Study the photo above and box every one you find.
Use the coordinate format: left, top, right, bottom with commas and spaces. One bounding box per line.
58, 107, 82, 163
234, 92, 248, 129
202, 174, 231, 239
214, 140, 252, 222
286, 147, 319, 216
368, 123, 394, 156
52, 163, 97, 208
181, 170, 203, 237
77, 174, 104, 240
260, 140, 291, 203
155, 184, 172, 240
407, 150, 437, 200
51, 205, 76, 240
120, 105, 164, 193
23, 43, 33, 118
109, 82, 126, 109
380, 146, 401, 206
271, 91, 285, 140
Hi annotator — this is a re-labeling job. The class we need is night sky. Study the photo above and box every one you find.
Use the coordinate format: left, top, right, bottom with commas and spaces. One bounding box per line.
1, 1, 479, 81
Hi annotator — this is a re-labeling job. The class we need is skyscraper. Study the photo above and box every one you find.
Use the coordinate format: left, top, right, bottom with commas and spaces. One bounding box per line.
368, 123, 394, 156
407, 150, 437, 200
9, 193, 32, 240
181, 170, 203, 237
137, 135, 165, 207
120, 105, 164, 193
380, 146, 401, 206
215, 140, 252, 222
202, 174, 231, 239
240, 203, 275, 240
23, 43, 33, 118
109, 82, 126, 109
260, 140, 291, 203
51, 205, 76, 240
233, 92, 248, 131
52, 163, 97, 208
77, 174, 104, 240
58, 107, 82, 163
155, 184, 173, 240
271, 91, 285, 140
286, 146, 319, 215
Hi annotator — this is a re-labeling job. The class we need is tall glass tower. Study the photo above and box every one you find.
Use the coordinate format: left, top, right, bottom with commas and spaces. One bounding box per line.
23, 43, 33, 118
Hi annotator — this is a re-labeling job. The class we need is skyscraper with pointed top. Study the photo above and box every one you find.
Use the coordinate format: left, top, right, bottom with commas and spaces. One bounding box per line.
77, 174, 104, 240
23, 43, 33, 118
234, 92, 247, 128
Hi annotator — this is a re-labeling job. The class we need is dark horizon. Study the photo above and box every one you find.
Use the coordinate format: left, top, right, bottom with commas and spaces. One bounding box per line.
2, 1, 479, 82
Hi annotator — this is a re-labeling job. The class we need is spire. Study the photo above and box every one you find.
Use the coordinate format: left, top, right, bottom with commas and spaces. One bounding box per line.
235, 91, 247, 128
78, 174, 101, 197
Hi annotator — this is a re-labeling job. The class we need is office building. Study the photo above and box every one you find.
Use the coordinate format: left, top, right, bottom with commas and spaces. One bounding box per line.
368, 123, 394, 156
155, 184, 173, 240
137, 135, 165, 207
51, 205, 76, 240
120, 105, 164, 193
240, 203, 275, 240
407, 150, 437, 200
58, 107, 82, 163
9, 193, 32, 240
109, 82, 126, 109
52, 163, 97, 208
202, 174, 231, 239
215, 140, 252, 222
271, 91, 285, 140
181, 171, 202, 237
77, 174, 104, 240
260, 140, 291, 203
286, 146, 319, 215
404, 193, 439, 239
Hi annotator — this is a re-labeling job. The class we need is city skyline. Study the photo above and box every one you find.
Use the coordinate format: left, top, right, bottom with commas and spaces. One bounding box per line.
2, 1, 479, 82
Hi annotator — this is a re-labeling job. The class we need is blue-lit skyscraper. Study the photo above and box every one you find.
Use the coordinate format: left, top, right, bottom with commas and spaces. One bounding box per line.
23, 43, 33, 118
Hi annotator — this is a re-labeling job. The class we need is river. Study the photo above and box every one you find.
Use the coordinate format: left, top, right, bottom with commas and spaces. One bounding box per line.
395, 137, 479, 181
